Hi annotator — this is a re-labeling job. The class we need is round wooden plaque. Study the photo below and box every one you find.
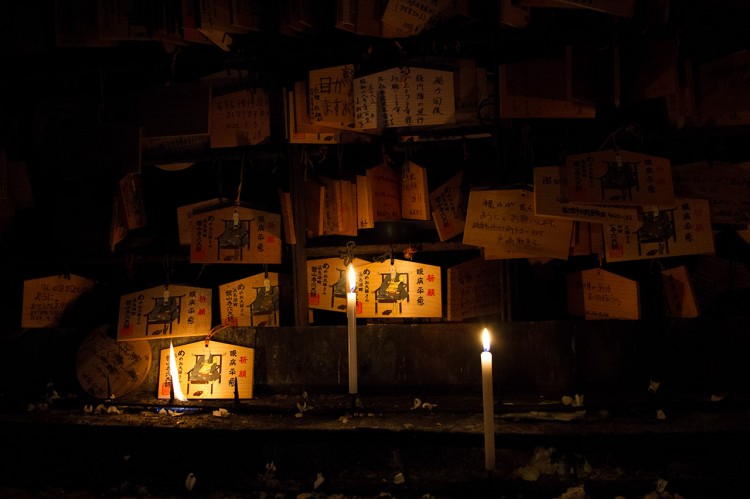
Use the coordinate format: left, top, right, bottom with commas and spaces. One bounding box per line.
76, 324, 152, 399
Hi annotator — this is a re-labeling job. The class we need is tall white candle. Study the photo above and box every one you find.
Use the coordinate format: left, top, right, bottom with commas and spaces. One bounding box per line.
347, 264, 358, 394
481, 328, 495, 471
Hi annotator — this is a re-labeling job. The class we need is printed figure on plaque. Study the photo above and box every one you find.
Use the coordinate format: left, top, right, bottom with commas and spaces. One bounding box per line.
375, 270, 409, 315
217, 211, 252, 261
143, 289, 184, 336
187, 353, 223, 396
599, 159, 640, 201
250, 281, 280, 326
637, 208, 677, 256
330, 268, 348, 309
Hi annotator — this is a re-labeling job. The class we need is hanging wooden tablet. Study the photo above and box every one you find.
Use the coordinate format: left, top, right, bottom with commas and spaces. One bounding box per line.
401, 161, 430, 221
308, 64, 356, 130
446, 258, 504, 321
118, 173, 147, 230
482, 246, 538, 260
287, 81, 342, 144
603, 198, 715, 263
533, 166, 640, 227
561, 149, 675, 206
567, 268, 640, 320
219, 272, 280, 327
367, 162, 401, 222
430, 170, 466, 241
356, 259, 442, 318
661, 266, 700, 318
304, 175, 326, 236
22, 274, 96, 328
189, 205, 282, 264
209, 87, 271, 148
117, 284, 212, 341
356, 174, 375, 229
500, 0, 530, 28
278, 189, 297, 244
76, 324, 151, 399
158, 340, 254, 400
176, 197, 225, 246
380, 0, 450, 37
672, 161, 750, 225
109, 195, 128, 251
307, 257, 371, 312
353, 67, 455, 130
463, 188, 575, 260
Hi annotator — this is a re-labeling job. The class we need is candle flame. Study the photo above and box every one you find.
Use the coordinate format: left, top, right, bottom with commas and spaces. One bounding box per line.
348, 264, 356, 293
482, 328, 491, 352
169, 341, 188, 401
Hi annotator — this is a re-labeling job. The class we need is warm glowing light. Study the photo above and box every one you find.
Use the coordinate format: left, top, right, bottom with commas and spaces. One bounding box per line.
348, 264, 356, 293
169, 341, 187, 401
482, 328, 491, 352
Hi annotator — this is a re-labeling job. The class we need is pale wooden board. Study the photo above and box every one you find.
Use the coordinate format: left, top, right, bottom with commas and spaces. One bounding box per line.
22, 274, 96, 328
356, 174, 375, 229
562, 149, 675, 206
672, 161, 750, 225
304, 176, 326, 236
158, 340, 254, 400
567, 268, 640, 320
500, 0, 530, 28
76, 324, 151, 399
603, 198, 715, 263
463, 188, 575, 260
430, 170, 466, 241
482, 246, 538, 260
189, 205, 282, 264
218, 272, 280, 328
353, 67, 456, 130
401, 161, 430, 221
278, 190, 297, 244
109, 195, 128, 251
367, 162, 402, 221
176, 197, 224, 246
117, 284, 212, 341
209, 87, 271, 148
308, 64, 356, 129
320, 176, 344, 235
661, 266, 700, 318
288, 82, 342, 144
307, 257, 371, 312
447, 258, 505, 321
533, 166, 640, 227
118, 173, 147, 230
380, 0, 451, 37
355, 259, 442, 318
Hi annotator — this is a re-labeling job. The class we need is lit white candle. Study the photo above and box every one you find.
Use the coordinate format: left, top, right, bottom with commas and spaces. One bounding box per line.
347, 264, 358, 394
169, 340, 187, 402
481, 328, 495, 471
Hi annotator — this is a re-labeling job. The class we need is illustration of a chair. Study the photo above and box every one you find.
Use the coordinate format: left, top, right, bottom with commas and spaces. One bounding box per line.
216, 212, 251, 261
143, 294, 184, 335
329, 268, 348, 309
375, 272, 409, 315
187, 354, 222, 395
598, 160, 640, 201
637, 208, 677, 256
250, 285, 280, 326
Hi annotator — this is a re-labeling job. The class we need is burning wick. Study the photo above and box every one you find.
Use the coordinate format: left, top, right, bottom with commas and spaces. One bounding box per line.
169, 341, 187, 402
